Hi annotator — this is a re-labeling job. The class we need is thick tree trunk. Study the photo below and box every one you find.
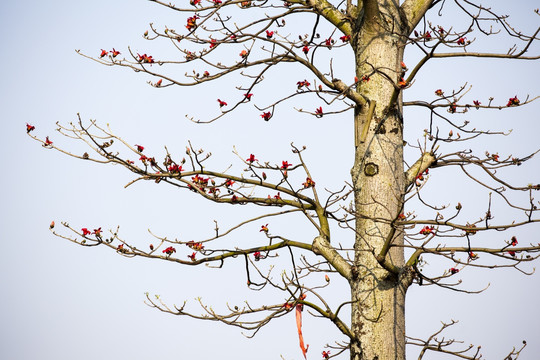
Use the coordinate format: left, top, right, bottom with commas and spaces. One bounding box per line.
349, 5, 412, 359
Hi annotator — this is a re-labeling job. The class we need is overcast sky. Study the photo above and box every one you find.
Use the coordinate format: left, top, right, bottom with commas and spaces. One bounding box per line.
1, 1, 539, 359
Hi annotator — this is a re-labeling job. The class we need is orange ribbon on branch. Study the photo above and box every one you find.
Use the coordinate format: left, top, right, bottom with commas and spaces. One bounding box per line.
295, 294, 309, 359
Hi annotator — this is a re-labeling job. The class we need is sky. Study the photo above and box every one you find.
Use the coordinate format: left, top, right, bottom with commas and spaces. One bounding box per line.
1, 1, 539, 359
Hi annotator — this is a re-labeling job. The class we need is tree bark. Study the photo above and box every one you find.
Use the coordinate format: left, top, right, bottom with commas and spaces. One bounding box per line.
349, 4, 411, 359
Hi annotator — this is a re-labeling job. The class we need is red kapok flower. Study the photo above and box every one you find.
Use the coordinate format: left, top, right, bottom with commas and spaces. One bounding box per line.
266, 30, 274, 39
325, 38, 333, 47
507, 250, 516, 257
239, 50, 249, 58
273, 192, 282, 200
322, 350, 330, 359
449, 267, 459, 274
424, 31, 432, 40
340, 35, 351, 42
217, 99, 228, 107
398, 78, 408, 88
162, 246, 176, 255
209, 39, 217, 49
435, 89, 444, 96
186, 15, 199, 31
203, 71, 210, 77
281, 161, 292, 169
302, 45, 309, 54
507, 96, 520, 107
187, 252, 196, 261
253, 251, 262, 261
187, 241, 204, 251
420, 226, 434, 235
26, 123, 35, 133
457, 37, 466, 45
168, 164, 183, 173
244, 93, 253, 100
82, 228, 91, 236
302, 177, 316, 188
225, 179, 235, 187
473, 100, 481, 109
100, 49, 108, 58
135, 144, 144, 152
93, 227, 102, 236
260, 224, 269, 233
44, 136, 53, 146
511, 236, 518, 246
111, 48, 121, 57
297, 80, 311, 89
246, 154, 258, 163
261, 112, 271, 121
315, 106, 323, 117
448, 102, 457, 113
155, 79, 162, 87
190, 0, 201, 5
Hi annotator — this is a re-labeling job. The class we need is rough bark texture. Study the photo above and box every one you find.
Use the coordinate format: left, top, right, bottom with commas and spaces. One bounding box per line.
349, 3, 410, 359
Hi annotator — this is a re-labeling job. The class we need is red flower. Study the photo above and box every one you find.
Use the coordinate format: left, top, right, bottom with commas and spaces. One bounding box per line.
511, 236, 518, 246
361, 75, 370, 82
424, 31, 432, 40
315, 106, 323, 117
297, 80, 311, 89
211, 0, 222, 5
283, 302, 294, 310
186, 15, 199, 31
491, 154, 499, 162
209, 39, 217, 49
449, 267, 459, 274
188, 252, 197, 261
149, 244, 154, 251
266, 30, 274, 39
260, 224, 269, 233
340, 35, 351, 42
465, 223, 477, 235
231, 195, 238, 202
420, 226, 434, 235
26, 123, 35, 133
435, 89, 444, 96
168, 164, 183, 173
82, 228, 91, 236
44, 136, 53, 146
143, 30, 149, 37
111, 48, 121, 57
203, 71, 210, 77
137, 53, 154, 63
325, 38, 333, 47
50, 221, 55, 229
473, 100, 481, 109
156, 79, 162, 87
281, 161, 292, 169
507, 250, 516, 257
261, 112, 271, 121
190, 0, 201, 5
225, 179, 235, 187
273, 192, 282, 200
93, 227, 102, 236
239, 50, 249, 58
253, 251, 262, 261
117, 244, 124, 251
437, 26, 445, 35
246, 154, 258, 163
448, 102, 457, 113
135, 144, 144, 152
401, 61, 407, 70
507, 96, 520, 107
469, 251, 478, 260
302, 46, 310, 54
457, 37, 466, 45
262, 172, 267, 180
100, 49, 108, 58
302, 177, 316, 188
322, 351, 330, 359
217, 99, 228, 107
244, 93, 253, 100
398, 78, 407, 88
187, 241, 204, 251
162, 246, 176, 255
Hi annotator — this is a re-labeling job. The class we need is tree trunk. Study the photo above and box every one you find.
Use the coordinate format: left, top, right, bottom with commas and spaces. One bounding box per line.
349, 5, 412, 359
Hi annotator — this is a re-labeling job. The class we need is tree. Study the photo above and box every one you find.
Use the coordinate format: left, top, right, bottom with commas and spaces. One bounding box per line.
27, 1, 540, 359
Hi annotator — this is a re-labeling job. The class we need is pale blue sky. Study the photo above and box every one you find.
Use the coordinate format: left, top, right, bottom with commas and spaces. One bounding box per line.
1, 1, 539, 359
